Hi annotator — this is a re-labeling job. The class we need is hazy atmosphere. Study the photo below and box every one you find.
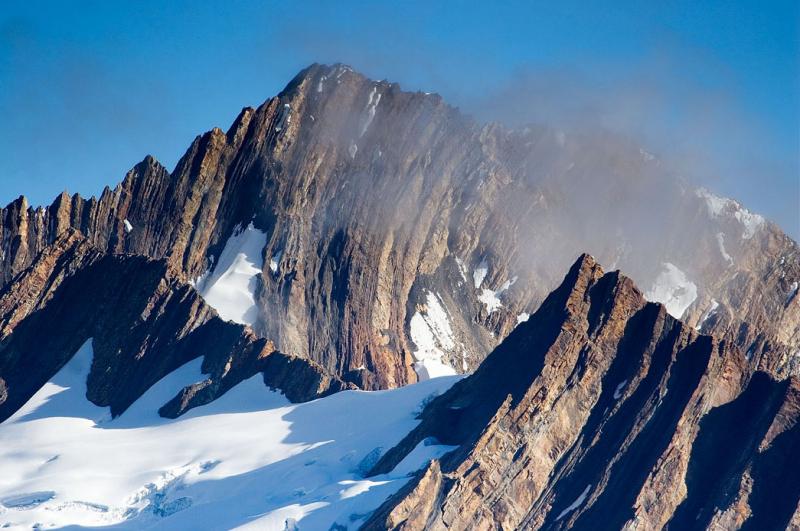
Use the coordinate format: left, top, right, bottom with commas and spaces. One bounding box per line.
1, 0, 797, 237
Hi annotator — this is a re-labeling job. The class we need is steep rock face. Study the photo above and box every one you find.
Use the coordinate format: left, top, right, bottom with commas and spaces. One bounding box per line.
363, 255, 799, 530
0, 232, 349, 423
1, 64, 797, 389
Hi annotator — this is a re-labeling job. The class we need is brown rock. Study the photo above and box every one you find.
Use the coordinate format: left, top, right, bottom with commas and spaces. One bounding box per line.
0, 233, 350, 422
0, 64, 797, 390
363, 254, 799, 530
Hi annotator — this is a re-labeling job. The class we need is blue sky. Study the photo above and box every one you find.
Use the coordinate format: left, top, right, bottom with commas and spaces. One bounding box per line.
1, 1, 798, 236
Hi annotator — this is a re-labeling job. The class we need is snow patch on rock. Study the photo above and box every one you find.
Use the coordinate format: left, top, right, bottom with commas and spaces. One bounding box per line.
478, 277, 517, 314
335, 65, 352, 80
359, 86, 382, 137
455, 257, 469, 283
645, 262, 698, 319
716, 232, 733, 265
556, 484, 592, 521
194, 222, 267, 326
409, 291, 458, 380
696, 300, 719, 330
478, 289, 502, 314
274, 103, 292, 132
473, 259, 488, 289
269, 249, 283, 275
696, 188, 765, 239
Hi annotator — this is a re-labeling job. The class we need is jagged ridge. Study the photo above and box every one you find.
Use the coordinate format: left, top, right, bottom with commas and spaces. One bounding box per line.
0, 63, 797, 391
363, 254, 800, 530
0, 231, 350, 423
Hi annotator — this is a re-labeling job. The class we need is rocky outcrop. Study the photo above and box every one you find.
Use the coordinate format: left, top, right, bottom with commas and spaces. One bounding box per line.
363, 254, 799, 530
0, 232, 350, 423
1, 64, 797, 389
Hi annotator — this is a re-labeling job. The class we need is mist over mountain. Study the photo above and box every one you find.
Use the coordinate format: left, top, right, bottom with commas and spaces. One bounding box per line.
2, 64, 797, 387
3, 3, 796, 240
0, 63, 797, 529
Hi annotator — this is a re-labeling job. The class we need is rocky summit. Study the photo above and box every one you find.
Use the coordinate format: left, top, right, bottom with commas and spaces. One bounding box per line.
0, 64, 797, 530
0, 64, 797, 391
364, 254, 800, 530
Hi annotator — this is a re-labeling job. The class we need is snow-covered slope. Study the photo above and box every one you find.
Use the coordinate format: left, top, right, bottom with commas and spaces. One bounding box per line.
644, 262, 698, 319
0, 343, 459, 530
193, 222, 267, 327
409, 291, 459, 380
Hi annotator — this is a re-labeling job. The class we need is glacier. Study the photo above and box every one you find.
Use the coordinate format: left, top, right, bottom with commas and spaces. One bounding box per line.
0, 342, 460, 530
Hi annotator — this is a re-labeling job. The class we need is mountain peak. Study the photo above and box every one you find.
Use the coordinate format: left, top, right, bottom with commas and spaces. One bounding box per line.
0, 62, 798, 528
0, 63, 796, 391
368, 252, 646, 474
363, 249, 795, 530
